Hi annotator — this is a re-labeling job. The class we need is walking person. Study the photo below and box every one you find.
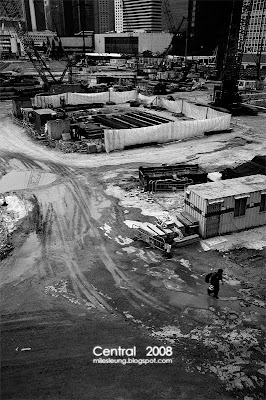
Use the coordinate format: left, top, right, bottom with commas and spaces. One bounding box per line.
164, 238, 173, 259
207, 269, 224, 299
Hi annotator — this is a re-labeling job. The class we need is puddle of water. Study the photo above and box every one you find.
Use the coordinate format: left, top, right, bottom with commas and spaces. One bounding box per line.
169, 292, 211, 309
3, 233, 42, 285
89, 199, 111, 220
0, 171, 57, 192
169, 291, 264, 314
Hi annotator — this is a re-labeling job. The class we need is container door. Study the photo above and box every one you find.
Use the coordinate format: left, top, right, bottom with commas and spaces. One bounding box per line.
205, 202, 221, 238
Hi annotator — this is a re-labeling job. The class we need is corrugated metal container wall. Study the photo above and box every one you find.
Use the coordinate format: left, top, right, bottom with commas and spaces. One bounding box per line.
184, 189, 207, 237
185, 186, 266, 238
219, 190, 266, 234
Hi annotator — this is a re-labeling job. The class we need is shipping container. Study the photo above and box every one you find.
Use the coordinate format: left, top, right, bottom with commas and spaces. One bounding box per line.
12, 98, 32, 118
32, 109, 57, 134
184, 175, 266, 238
46, 119, 71, 140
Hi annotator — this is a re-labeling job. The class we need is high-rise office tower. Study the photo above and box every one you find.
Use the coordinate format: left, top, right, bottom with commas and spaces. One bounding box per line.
114, 0, 123, 32
62, 0, 94, 35
94, 0, 115, 33
44, 0, 65, 34
187, 0, 235, 57
244, 0, 266, 54
115, 0, 162, 32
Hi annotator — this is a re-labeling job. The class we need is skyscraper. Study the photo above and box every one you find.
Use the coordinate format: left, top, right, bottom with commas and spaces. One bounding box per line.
94, 0, 115, 34
244, 0, 266, 54
187, 0, 235, 56
115, 0, 162, 32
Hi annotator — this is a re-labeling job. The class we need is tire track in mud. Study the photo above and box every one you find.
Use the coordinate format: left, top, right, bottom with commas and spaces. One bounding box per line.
64, 177, 170, 312
40, 199, 112, 311
33, 172, 115, 311
0, 153, 169, 312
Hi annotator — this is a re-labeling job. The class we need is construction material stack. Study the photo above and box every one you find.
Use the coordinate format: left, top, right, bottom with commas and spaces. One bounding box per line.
139, 164, 208, 192
133, 214, 199, 252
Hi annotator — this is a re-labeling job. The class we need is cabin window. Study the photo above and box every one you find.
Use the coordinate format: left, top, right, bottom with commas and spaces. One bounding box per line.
260, 194, 266, 212
234, 197, 247, 217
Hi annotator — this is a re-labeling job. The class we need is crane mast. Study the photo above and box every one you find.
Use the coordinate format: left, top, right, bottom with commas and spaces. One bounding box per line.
2, 0, 62, 88
219, 0, 253, 106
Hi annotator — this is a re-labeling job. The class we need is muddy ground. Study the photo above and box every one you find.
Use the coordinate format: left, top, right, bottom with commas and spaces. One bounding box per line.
0, 98, 265, 400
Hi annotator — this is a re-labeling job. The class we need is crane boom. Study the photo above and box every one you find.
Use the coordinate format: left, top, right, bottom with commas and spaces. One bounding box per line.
1, 0, 75, 88
162, 0, 176, 33
2, 0, 57, 87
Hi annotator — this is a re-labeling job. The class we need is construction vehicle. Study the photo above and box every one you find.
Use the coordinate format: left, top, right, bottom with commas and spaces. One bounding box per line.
2, 0, 73, 90
213, 0, 257, 115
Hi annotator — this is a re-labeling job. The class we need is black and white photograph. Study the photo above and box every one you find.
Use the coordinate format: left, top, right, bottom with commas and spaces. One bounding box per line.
0, 0, 265, 399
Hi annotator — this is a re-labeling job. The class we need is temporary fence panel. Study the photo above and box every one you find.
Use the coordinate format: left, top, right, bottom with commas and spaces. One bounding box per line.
182, 101, 209, 120
104, 115, 231, 153
31, 93, 68, 108
67, 91, 109, 104
32, 90, 138, 109
206, 107, 228, 119
112, 90, 137, 103
138, 94, 158, 105
158, 98, 183, 114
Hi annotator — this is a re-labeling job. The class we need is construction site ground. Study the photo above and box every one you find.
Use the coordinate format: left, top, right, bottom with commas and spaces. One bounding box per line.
0, 89, 266, 400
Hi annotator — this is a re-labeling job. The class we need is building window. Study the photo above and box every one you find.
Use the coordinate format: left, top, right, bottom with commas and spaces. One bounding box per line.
260, 194, 266, 212
234, 197, 247, 217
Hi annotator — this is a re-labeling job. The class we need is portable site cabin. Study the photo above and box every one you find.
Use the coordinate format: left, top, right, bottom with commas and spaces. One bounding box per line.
184, 174, 266, 238
32, 109, 57, 134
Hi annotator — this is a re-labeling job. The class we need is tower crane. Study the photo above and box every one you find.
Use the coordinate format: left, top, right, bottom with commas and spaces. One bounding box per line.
215, 0, 254, 109
161, 16, 187, 61
2, 0, 72, 89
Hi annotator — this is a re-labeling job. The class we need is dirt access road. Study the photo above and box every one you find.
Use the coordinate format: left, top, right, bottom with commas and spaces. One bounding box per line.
0, 100, 265, 400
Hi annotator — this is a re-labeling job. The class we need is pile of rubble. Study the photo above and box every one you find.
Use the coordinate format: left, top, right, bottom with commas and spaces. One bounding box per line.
53, 139, 105, 154
12, 116, 105, 154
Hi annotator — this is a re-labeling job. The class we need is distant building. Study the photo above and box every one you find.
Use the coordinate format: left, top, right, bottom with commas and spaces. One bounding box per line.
44, 0, 95, 36
94, 32, 172, 55
187, 0, 235, 56
244, 0, 266, 54
115, 0, 162, 32
114, 0, 123, 33
94, 0, 115, 34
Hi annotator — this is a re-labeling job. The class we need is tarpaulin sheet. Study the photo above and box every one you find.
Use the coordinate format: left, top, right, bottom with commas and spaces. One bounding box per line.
104, 115, 231, 153
67, 91, 109, 104
138, 94, 158, 105
31, 93, 67, 108
158, 98, 182, 113
206, 106, 228, 119
32, 90, 137, 109
111, 90, 137, 103
182, 101, 208, 119
221, 155, 266, 179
